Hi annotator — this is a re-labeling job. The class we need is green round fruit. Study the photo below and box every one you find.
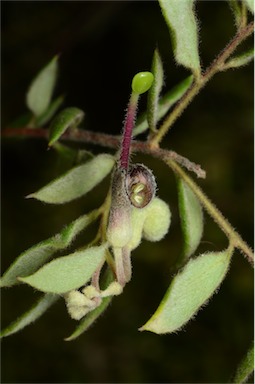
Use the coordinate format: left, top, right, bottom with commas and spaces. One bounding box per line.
132, 72, 154, 94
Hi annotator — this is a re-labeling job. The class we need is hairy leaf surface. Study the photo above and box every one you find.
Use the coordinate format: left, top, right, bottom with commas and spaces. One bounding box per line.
19, 244, 107, 293
27, 154, 115, 204
140, 248, 233, 334
158, 0, 200, 75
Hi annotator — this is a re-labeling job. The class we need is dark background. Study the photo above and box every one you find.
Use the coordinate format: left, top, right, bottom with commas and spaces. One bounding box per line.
1, 1, 254, 383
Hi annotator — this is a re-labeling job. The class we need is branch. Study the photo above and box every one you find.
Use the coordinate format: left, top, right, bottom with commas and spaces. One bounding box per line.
149, 21, 254, 147
2, 127, 206, 178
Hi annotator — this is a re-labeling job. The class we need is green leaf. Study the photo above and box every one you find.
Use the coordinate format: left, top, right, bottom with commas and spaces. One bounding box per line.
228, 0, 242, 26
244, 0, 254, 13
233, 344, 254, 383
65, 268, 114, 341
35, 94, 65, 127
0, 210, 99, 287
19, 244, 107, 294
178, 178, 203, 261
27, 153, 115, 204
0, 294, 58, 338
133, 75, 193, 136
158, 0, 200, 76
147, 49, 164, 132
140, 247, 233, 334
48, 107, 85, 146
223, 48, 254, 70
26, 56, 58, 117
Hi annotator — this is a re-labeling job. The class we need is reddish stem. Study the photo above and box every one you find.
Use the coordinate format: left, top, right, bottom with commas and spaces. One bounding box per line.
120, 93, 139, 169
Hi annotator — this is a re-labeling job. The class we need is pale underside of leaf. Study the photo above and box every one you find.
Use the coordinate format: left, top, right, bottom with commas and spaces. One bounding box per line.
0, 294, 58, 338
140, 248, 233, 334
158, 0, 200, 75
244, 0, 254, 13
223, 48, 254, 70
27, 153, 115, 204
178, 178, 203, 261
19, 244, 107, 294
0, 210, 98, 287
35, 94, 65, 127
26, 56, 58, 117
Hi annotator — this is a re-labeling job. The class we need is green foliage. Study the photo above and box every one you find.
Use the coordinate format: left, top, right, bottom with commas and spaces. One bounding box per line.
223, 48, 254, 70
244, 0, 254, 13
27, 154, 115, 204
140, 247, 233, 334
147, 49, 164, 132
178, 178, 203, 261
0, 211, 98, 287
1, 294, 58, 338
20, 244, 107, 294
26, 56, 58, 117
48, 107, 85, 146
133, 75, 193, 136
158, 0, 200, 76
1, 5, 253, 375
233, 344, 254, 383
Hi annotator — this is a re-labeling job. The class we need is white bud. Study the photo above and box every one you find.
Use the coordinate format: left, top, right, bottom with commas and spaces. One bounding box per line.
142, 197, 171, 242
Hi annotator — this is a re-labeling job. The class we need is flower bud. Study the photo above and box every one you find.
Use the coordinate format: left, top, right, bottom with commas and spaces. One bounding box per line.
128, 206, 148, 250
107, 167, 132, 247
142, 197, 171, 241
126, 164, 156, 208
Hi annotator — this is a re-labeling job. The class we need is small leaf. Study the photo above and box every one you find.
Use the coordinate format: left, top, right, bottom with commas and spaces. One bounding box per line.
26, 56, 58, 117
0, 294, 58, 338
0, 211, 98, 287
147, 49, 164, 132
140, 248, 233, 334
233, 344, 254, 384
48, 107, 85, 146
35, 94, 65, 127
158, 0, 200, 76
133, 75, 193, 136
244, 0, 254, 13
223, 48, 254, 70
27, 153, 115, 204
228, 0, 242, 27
178, 178, 203, 261
65, 268, 114, 341
19, 244, 107, 294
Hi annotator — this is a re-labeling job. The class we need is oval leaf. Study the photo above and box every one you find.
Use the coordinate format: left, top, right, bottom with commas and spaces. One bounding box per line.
158, 0, 200, 76
0, 211, 98, 287
178, 178, 203, 260
19, 244, 107, 294
27, 154, 115, 204
223, 48, 254, 70
26, 56, 58, 117
147, 49, 164, 132
133, 75, 193, 136
48, 107, 85, 146
1, 294, 58, 338
140, 248, 233, 334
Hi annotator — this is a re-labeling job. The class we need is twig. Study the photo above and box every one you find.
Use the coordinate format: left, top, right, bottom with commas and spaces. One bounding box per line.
2, 127, 206, 178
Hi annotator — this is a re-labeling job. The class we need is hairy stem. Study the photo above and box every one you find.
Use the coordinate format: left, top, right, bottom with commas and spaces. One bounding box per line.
165, 159, 254, 265
2, 127, 205, 178
149, 21, 254, 147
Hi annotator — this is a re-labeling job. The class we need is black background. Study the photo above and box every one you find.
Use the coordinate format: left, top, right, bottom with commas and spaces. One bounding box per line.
1, 1, 254, 383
